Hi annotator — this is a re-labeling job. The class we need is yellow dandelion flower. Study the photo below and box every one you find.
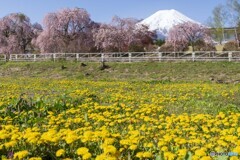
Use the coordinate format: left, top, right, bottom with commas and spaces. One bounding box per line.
103, 145, 117, 154
104, 138, 115, 145
195, 148, 206, 157
95, 154, 105, 160
29, 157, 42, 160
158, 140, 165, 147
82, 153, 92, 160
136, 152, 143, 158
56, 149, 65, 157
76, 147, 89, 155
146, 142, 154, 148
129, 145, 137, 150
215, 146, 223, 152
233, 146, 240, 154
4, 140, 17, 149
230, 156, 238, 160
178, 149, 187, 157
13, 150, 29, 160
142, 151, 152, 158
161, 146, 168, 152
65, 134, 78, 144
164, 151, 175, 160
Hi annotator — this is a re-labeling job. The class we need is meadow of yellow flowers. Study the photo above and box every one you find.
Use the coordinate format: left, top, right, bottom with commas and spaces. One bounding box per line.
0, 78, 240, 159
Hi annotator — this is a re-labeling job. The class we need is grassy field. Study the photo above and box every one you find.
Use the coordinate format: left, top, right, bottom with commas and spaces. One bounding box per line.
0, 61, 240, 159
1, 61, 240, 83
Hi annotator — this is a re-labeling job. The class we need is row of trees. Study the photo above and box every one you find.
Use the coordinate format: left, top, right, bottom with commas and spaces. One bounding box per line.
2, 1, 239, 54
0, 8, 156, 54
0, 8, 216, 53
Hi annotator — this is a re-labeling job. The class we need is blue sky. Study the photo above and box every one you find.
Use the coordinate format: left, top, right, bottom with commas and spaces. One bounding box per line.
0, 0, 227, 25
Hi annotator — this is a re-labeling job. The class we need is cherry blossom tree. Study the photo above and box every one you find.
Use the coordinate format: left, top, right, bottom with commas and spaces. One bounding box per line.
166, 28, 189, 52
0, 13, 40, 54
132, 24, 157, 51
167, 22, 212, 51
36, 8, 95, 53
93, 16, 156, 52
30, 23, 43, 53
93, 23, 118, 52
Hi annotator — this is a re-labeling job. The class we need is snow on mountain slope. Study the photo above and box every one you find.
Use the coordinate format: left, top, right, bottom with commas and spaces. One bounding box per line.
139, 9, 201, 39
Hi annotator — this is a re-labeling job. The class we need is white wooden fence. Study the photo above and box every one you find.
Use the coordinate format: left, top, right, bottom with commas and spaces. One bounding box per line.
1, 51, 240, 62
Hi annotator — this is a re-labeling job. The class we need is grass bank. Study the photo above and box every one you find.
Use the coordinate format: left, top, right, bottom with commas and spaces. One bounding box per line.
1, 61, 240, 83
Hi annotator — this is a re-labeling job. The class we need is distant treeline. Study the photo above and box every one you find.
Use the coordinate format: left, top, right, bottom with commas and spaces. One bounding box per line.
0, 8, 156, 54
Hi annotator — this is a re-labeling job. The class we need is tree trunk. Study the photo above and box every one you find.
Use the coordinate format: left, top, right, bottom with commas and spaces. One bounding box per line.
234, 27, 239, 47
63, 38, 70, 53
222, 28, 225, 44
191, 42, 195, 52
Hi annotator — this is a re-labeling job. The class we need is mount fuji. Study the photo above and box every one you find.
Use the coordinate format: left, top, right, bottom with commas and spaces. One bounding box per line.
139, 9, 201, 39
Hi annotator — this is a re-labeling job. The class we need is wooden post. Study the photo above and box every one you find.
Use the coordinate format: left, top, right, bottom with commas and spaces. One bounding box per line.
192, 52, 195, 62
158, 52, 162, 62
53, 53, 56, 62
128, 53, 132, 62
34, 54, 36, 62
101, 53, 104, 62
228, 52, 232, 62
76, 53, 79, 61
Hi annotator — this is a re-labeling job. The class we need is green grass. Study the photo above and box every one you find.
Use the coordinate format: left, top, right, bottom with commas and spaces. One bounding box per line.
1, 61, 240, 83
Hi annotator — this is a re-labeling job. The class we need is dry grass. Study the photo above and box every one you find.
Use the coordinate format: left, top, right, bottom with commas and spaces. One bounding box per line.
216, 44, 224, 51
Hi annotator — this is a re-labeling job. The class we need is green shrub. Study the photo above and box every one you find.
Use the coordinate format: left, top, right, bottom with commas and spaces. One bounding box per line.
155, 39, 165, 46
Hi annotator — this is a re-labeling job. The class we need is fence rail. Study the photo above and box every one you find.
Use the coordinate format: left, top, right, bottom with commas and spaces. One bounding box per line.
0, 54, 6, 61
1, 51, 240, 62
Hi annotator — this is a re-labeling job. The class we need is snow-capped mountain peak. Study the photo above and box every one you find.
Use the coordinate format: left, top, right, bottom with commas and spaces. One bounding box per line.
139, 9, 200, 39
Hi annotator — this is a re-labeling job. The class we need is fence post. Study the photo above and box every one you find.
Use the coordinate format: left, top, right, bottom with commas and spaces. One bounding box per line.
34, 54, 36, 62
128, 52, 132, 62
228, 52, 232, 62
101, 53, 104, 62
158, 52, 162, 62
76, 53, 79, 61
192, 52, 195, 62
53, 53, 56, 62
